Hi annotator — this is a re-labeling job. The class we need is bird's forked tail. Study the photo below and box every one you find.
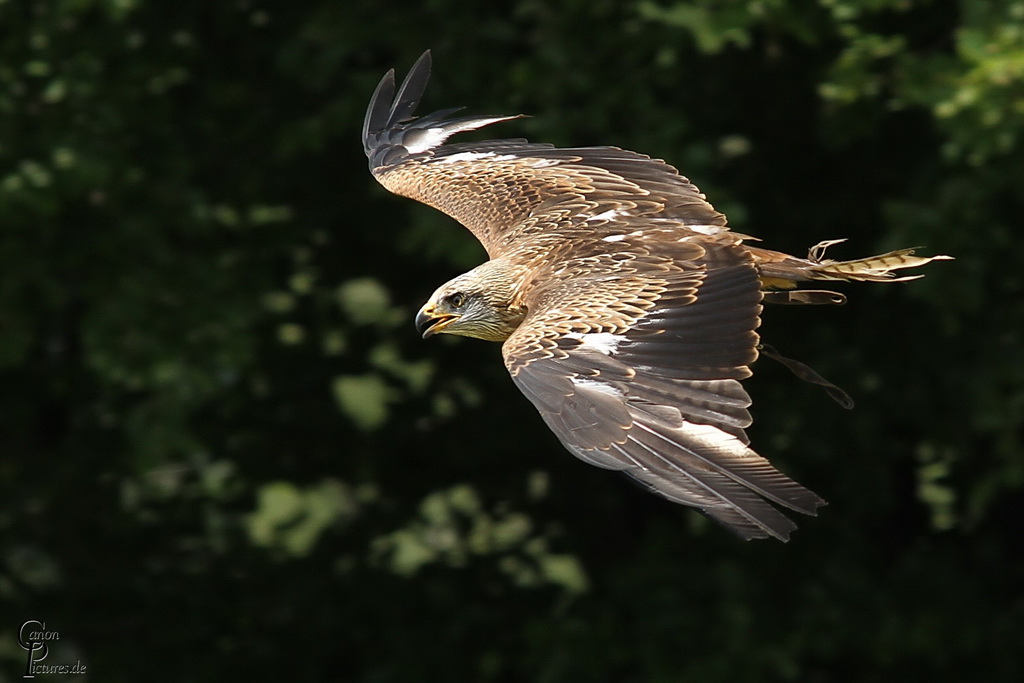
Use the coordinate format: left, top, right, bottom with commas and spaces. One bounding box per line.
753, 239, 952, 297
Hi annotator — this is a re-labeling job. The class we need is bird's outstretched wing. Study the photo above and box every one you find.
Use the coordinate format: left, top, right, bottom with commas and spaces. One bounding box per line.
503, 235, 825, 541
363, 50, 725, 258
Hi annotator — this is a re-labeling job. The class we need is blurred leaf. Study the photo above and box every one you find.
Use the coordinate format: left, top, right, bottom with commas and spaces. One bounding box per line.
332, 373, 394, 430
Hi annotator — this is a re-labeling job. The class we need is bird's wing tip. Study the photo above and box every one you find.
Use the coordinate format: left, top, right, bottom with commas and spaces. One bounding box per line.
363, 50, 436, 155
361, 68, 397, 147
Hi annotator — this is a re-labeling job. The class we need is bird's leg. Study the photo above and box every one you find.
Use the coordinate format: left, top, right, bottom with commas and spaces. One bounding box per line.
807, 238, 848, 263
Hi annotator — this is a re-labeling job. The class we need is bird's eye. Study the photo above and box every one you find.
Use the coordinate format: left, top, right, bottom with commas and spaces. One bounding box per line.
448, 292, 466, 308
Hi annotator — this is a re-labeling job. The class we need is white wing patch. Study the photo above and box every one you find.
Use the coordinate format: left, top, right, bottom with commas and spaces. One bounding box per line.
437, 151, 519, 164
570, 377, 623, 398
437, 151, 495, 163
565, 331, 624, 355
687, 224, 725, 236
589, 208, 625, 222
602, 228, 646, 242
403, 115, 521, 154
402, 127, 449, 154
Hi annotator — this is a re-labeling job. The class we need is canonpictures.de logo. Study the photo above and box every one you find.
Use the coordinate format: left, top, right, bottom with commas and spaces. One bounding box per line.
17, 621, 87, 678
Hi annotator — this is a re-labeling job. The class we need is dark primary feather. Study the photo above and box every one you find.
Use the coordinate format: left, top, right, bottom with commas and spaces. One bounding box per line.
389, 50, 433, 125
362, 69, 395, 154
362, 50, 431, 156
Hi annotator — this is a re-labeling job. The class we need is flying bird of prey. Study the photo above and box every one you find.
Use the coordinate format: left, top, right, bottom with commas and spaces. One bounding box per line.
362, 51, 949, 541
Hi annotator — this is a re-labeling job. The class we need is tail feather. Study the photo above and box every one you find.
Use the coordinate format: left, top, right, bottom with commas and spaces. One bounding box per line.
752, 241, 952, 287
808, 247, 953, 283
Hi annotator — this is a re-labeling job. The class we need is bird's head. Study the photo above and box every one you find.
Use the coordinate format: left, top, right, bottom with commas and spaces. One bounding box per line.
415, 263, 526, 342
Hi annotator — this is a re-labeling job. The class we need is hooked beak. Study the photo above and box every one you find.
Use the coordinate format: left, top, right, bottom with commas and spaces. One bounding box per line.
415, 303, 459, 339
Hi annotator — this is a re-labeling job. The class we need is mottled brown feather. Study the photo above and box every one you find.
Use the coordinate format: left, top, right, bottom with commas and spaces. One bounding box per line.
375, 146, 726, 258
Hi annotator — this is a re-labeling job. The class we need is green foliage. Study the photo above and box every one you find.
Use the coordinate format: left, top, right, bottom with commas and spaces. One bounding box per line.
1, 0, 1022, 681
248, 479, 362, 556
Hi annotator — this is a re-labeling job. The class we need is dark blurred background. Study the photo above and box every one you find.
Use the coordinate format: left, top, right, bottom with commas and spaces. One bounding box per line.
1, 0, 1021, 681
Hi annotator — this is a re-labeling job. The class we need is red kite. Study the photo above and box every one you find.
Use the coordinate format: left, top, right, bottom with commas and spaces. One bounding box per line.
363, 51, 949, 540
